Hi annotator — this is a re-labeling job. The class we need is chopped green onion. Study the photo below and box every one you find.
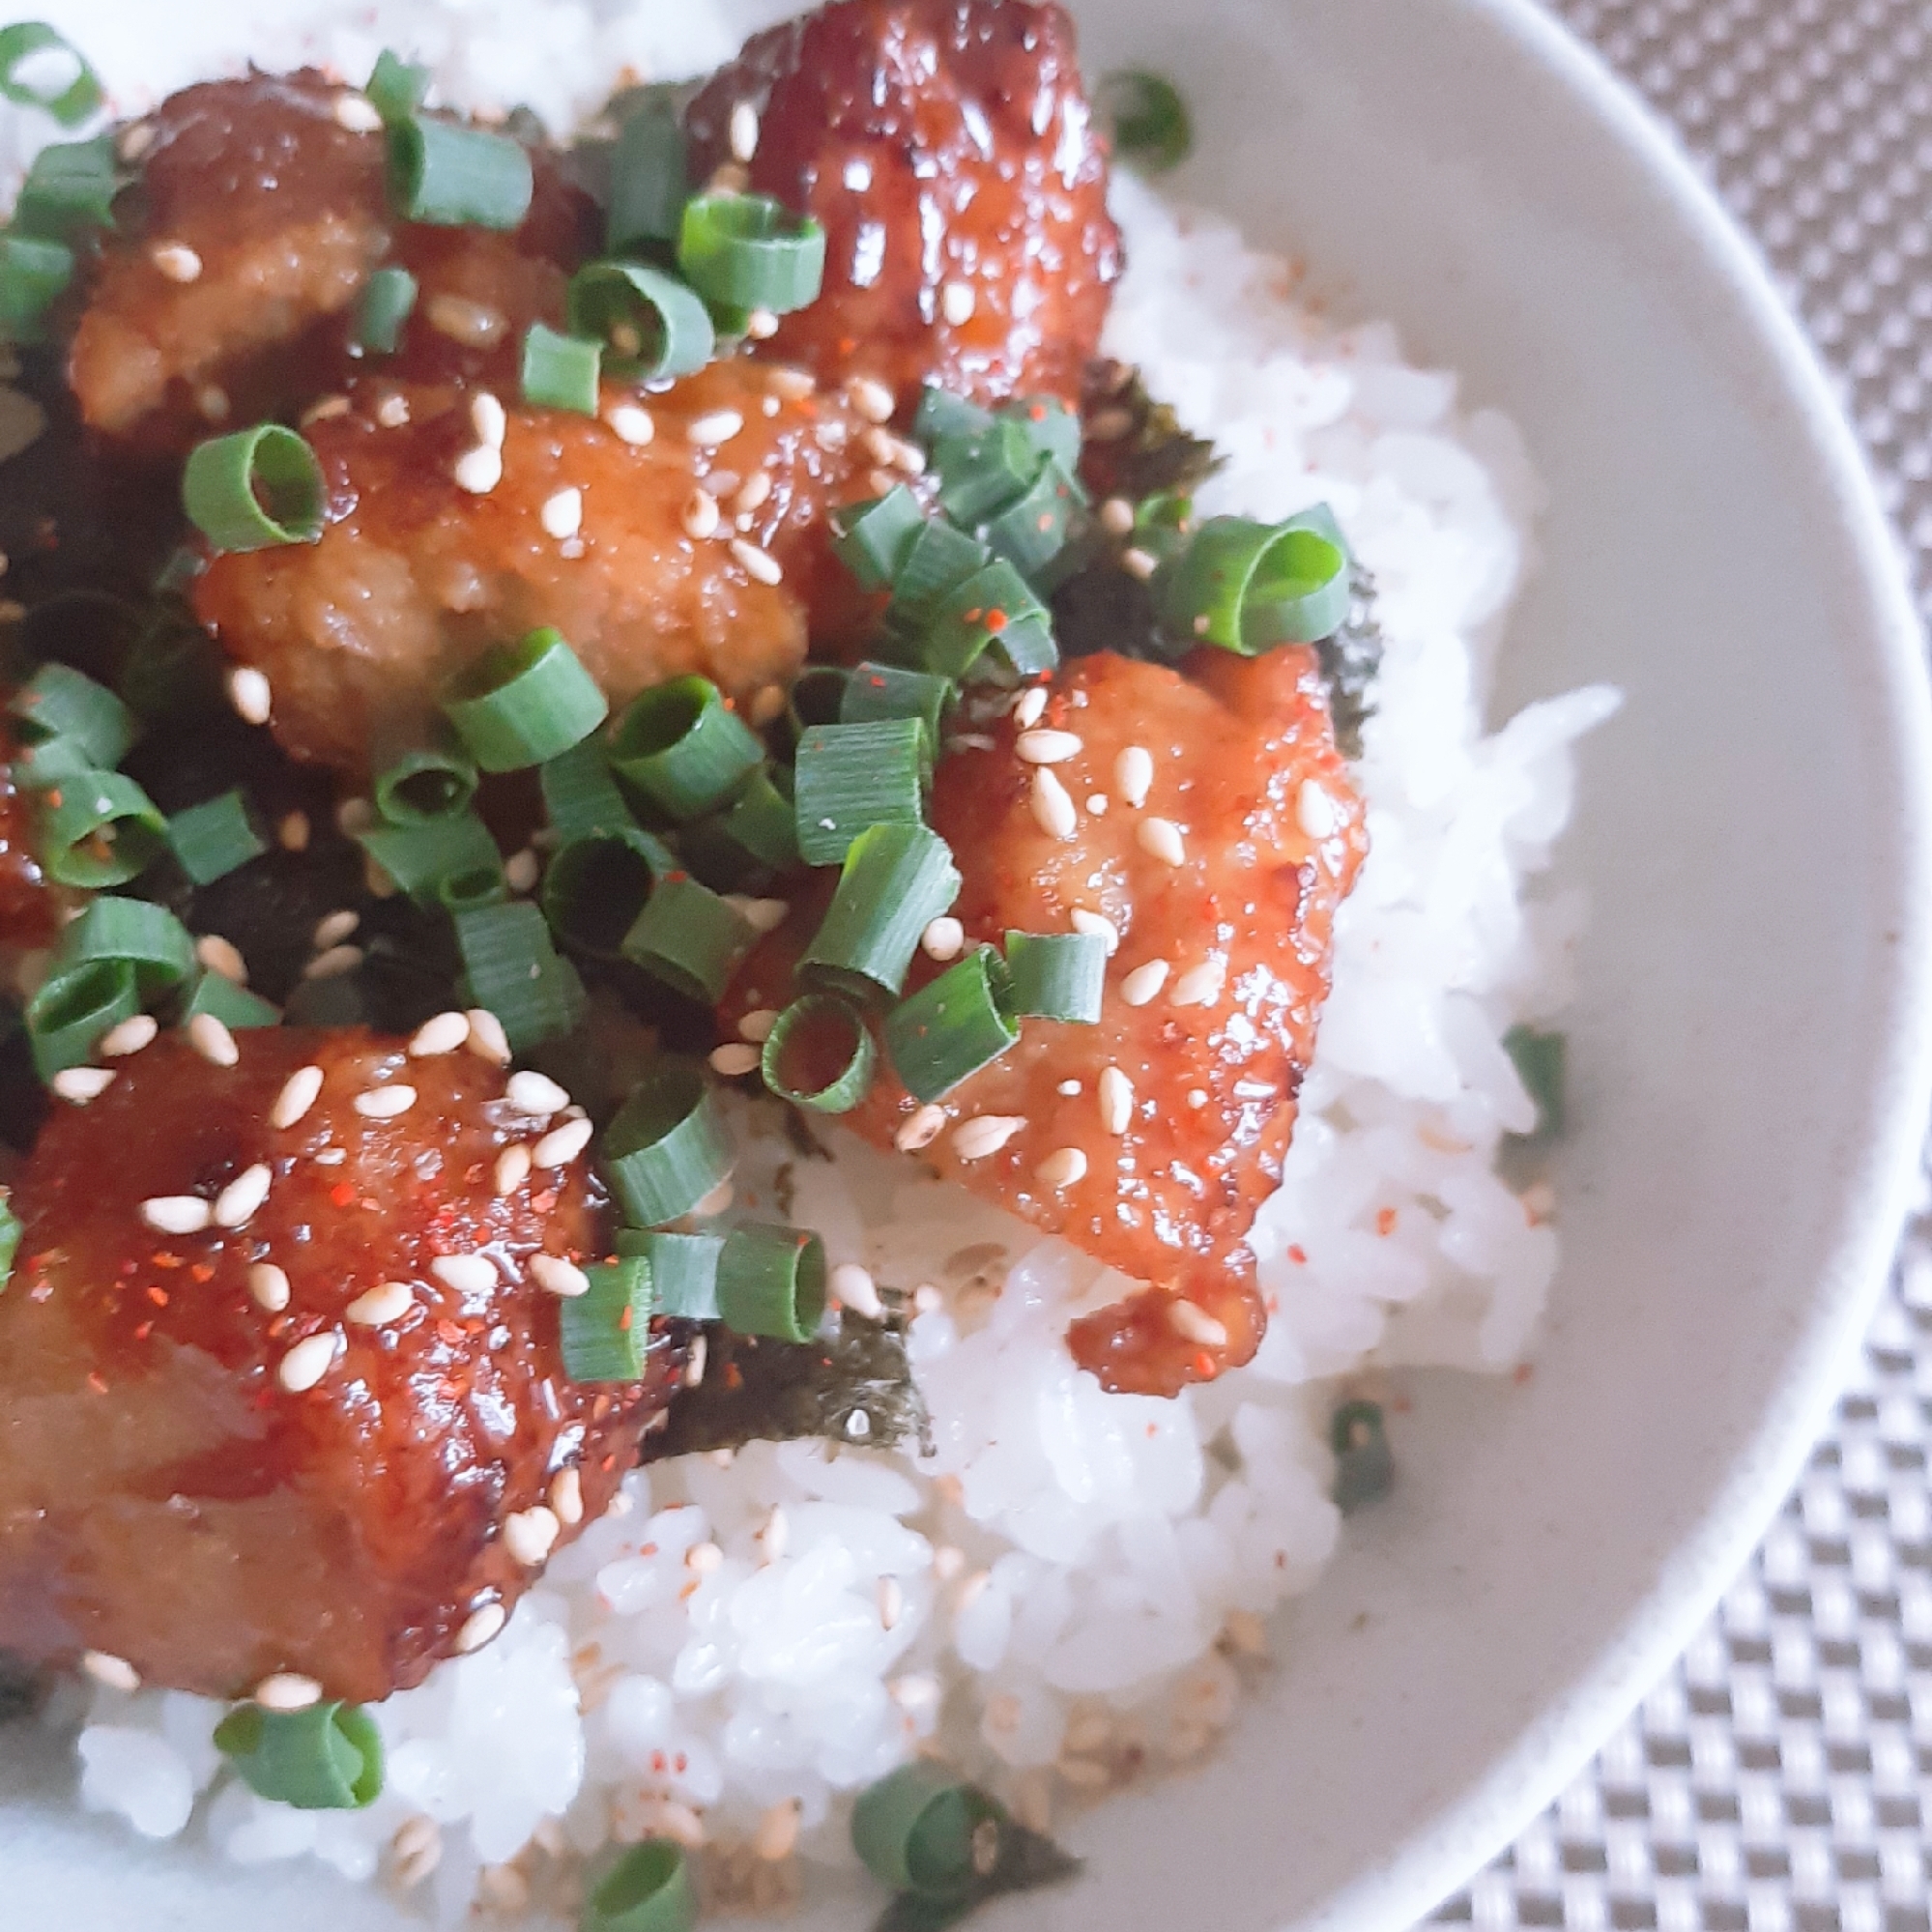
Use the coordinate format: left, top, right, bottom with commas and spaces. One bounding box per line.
614, 1227, 721, 1321
213, 1701, 384, 1811
56, 895, 194, 994
354, 265, 418, 354
714, 764, 797, 873
443, 627, 610, 772
540, 735, 633, 842
387, 115, 533, 230
182, 425, 327, 554
1158, 512, 1352, 652
167, 789, 267, 885
0, 24, 102, 127
118, 598, 225, 721
365, 49, 430, 126
839, 661, 953, 758
608, 676, 764, 822
621, 874, 756, 1004
542, 825, 675, 958
602, 1059, 734, 1226
761, 993, 877, 1113
716, 1222, 826, 1342
1503, 1024, 1567, 1141
606, 96, 689, 254
920, 561, 1053, 682
8, 660, 136, 768
830, 487, 926, 591
35, 768, 166, 887
0, 230, 73, 343
979, 455, 1085, 582
453, 900, 586, 1052
520, 320, 603, 414
180, 968, 281, 1029
1003, 930, 1105, 1024
373, 739, 478, 825
792, 718, 927, 867
357, 809, 501, 906
11, 733, 91, 788
1330, 1399, 1394, 1513
934, 417, 1040, 526
1096, 69, 1194, 174
566, 260, 713, 383
998, 395, 1082, 473
14, 133, 119, 242
584, 1839, 698, 1932
911, 387, 993, 449
786, 665, 849, 736
883, 519, 989, 636
0, 1188, 19, 1291
437, 856, 508, 914
799, 822, 961, 1003
884, 945, 1018, 1102
677, 192, 825, 315
560, 1254, 655, 1382
25, 957, 135, 1079
852, 1763, 1001, 1896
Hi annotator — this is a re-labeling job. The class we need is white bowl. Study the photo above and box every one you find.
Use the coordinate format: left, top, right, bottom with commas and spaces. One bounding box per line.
6, 1, 1932, 1927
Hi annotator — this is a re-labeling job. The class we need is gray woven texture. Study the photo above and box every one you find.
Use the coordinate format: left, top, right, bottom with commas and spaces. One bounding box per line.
1436, 5, 1932, 1927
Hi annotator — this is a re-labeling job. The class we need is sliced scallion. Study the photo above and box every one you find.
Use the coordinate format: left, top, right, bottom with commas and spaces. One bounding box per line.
920, 561, 1053, 682
786, 665, 848, 736
213, 1701, 384, 1811
677, 192, 825, 315
608, 676, 763, 822
365, 49, 430, 126
354, 265, 418, 354
715, 764, 797, 873
584, 1839, 698, 1932
911, 387, 993, 449
35, 768, 166, 887
25, 956, 136, 1079
180, 967, 281, 1030
839, 661, 953, 759
602, 1059, 734, 1227
0, 23, 102, 127
0, 230, 72, 343
542, 825, 675, 959
934, 417, 1039, 526
1331, 1399, 1395, 1513
56, 894, 194, 994
1503, 1024, 1566, 1141
0, 1188, 19, 1291
884, 945, 1018, 1103
716, 1221, 826, 1343
883, 519, 989, 637
373, 738, 478, 825
1003, 930, 1105, 1024
442, 627, 609, 772
560, 1254, 655, 1382
539, 735, 633, 842
1096, 69, 1194, 174
830, 487, 925, 592
520, 320, 603, 414
356, 809, 501, 906
606, 96, 689, 254
614, 1227, 721, 1321
388, 115, 533, 230
980, 455, 1085, 582
621, 874, 756, 1004
453, 900, 586, 1052
761, 993, 876, 1113
566, 259, 713, 383
798, 822, 960, 1002
851, 1762, 1000, 1896
167, 789, 267, 885
11, 733, 92, 788
792, 718, 927, 867
14, 133, 119, 242
8, 660, 136, 769
182, 424, 327, 554
1158, 511, 1352, 652
998, 395, 1082, 473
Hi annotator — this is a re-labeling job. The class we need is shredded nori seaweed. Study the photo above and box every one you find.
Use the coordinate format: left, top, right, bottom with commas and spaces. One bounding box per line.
1313, 560, 1386, 759
0, 1649, 43, 1724
1077, 358, 1221, 506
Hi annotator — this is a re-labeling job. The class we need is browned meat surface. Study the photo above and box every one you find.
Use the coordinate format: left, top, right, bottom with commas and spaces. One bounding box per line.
0, 1026, 675, 1703
0, 729, 58, 952
193, 360, 876, 771
724, 648, 1367, 1396
685, 0, 1120, 417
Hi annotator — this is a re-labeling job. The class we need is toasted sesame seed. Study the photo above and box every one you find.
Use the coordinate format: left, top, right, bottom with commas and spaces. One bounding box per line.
530, 1254, 590, 1298
227, 666, 272, 726
197, 384, 230, 422
688, 407, 744, 447
270, 1064, 324, 1130
303, 943, 364, 981
52, 1065, 115, 1104
346, 1281, 415, 1326
98, 1014, 159, 1057
939, 279, 977, 326
335, 797, 375, 837
300, 395, 352, 430
685, 1539, 723, 1575
1099, 1066, 1134, 1135
1036, 1145, 1088, 1190
729, 99, 760, 162
548, 1465, 585, 1527
1016, 728, 1081, 765
187, 1012, 239, 1067
1070, 908, 1120, 954
768, 366, 815, 401
1297, 779, 1340, 840
1099, 496, 1136, 536
533, 1116, 596, 1166
953, 1113, 1026, 1161
374, 391, 411, 428
1139, 816, 1186, 866
466, 1008, 511, 1066
729, 895, 790, 934
194, 933, 247, 984
1168, 1298, 1229, 1347
706, 1042, 762, 1080
734, 470, 774, 517
748, 682, 787, 726
922, 915, 966, 962
1188, 1087, 1209, 1109
453, 444, 504, 494
354, 1084, 416, 1119
1120, 546, 1159, 581
540, 487, 583, 540
745, 307, 780, 340
865, 466, 898, 497
151, 242, 202, 283
848, 375, 895, 423
494, 1144, 532, 1197
455, 1602, 506, 1654
81, 1650, 140, 1692
503, 1502, 557, 1569
506, 1070, 569, 1117
737, 1007, 780, 1044
606, 402, 654, 446
1087, 793, 1110, 815
469, 391, 506, 448
1013, 687, 1049, 729
1029, 767, 1077, 840
1115, 745, 1154, 807
214, 1163, 273, 1228
332, 92, 384, 133
276, 1332, 337, 1394
895, 1104, 947, 1153
429, 295, 506, 350
409, 1010, 470, 1057
824, 1262, 879, 1320
431, 1254, 498, 1295
729, 536, 783, 585
1171, 961, 1226, 1007
684, 1332, 709, 1388
253, 1672, 323, 1713
249, 1262, 291, 1312
750, 1795, 802, 1861
1121, 959, 1170, 1006
1057, 1078, 1082, 1096
118, 122, 156, 162
682, 488, 720, 539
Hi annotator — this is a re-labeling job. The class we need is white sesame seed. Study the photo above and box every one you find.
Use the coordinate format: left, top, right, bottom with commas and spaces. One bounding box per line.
733, 470, 773, 516
81, 1651, 140, 1692
1170, 960, 1226, 1008
1087, 406, 1134, 442
1099, 1066, 1134, 1136
354, 1084, 416, 1119
922, 915, 966, 962
1013, 687, 1049, 729
895, 1104, 948, 1153
824, 1261, 881, 1320
1188, 1088, 1209, 1110
1120, 959, 1170, 1006
409, 1010, 470, 1057
98, 1014, 158, 1057
1015, 728, 1082, 765
539, 487, 583, 540
150, 242, 202, 283
684, 1332, 710, 1389
469, 391, 507, 448
1057, 1078, 1082, 1096
249, 1262, 291, 1312
737, 1007, 780, 1044
194, 933, 247, 984
303, 943, 363, 981
427, 294, 506, 348
335, 797, 375, 837
431, 1254, 498, 1295
455, 1602, 506, 1654
332, 92, 384, 133
375, 391, 412, 428
1086, 793, 1110, 815
707, 1042, 762, 1079
682, 488, 720, 539
686, 1539, 724, 1575
939, 279, 976, 326
1099, 496, 1136, 535
1120, 546, 1159, 581
506, 1070, 569, 1118
187, 1012, 239, 1068
1138, 816, 1186, 866
197, 384, 230, 422
253, 1672, 324, 1714
345, 1280, 415, 1326
1070, 908, 1120, 954
529, 1254, 590, 1298
214, 1163, 273, 1229
1115, 745, 1154, 807
606, 403, 654, 446
227, 666, 272, 727
493, 1144, 532, 1197
729, 536, 784, 585
52, 1065, 115, 1104
767, 366, 815, 402
1168, 1298, 1229, 1347
1035, 1145, 1088, 1190
549, 1466, 584, 1526
300, 393, 349, 429
730, 896, 790, 934
118, 122, 156, 162
533, 1116, 596, 1166
729, 99, 760, 163
1297, 779, 1340, 841
499, 848, 537, 899
466, 1009, 511, 1067
1029, 766, 1077, 840
745, 307, 780, 340
453, 444, 504, 495
276, 1332, 338, 1394
953, 1114, 1026, 1161
688, 408, 744, 447
270, 1064, 324, 1130
848, 375, 894, 424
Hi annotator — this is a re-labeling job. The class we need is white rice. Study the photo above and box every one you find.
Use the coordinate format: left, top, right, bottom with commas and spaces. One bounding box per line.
12, 6, 1621, 1917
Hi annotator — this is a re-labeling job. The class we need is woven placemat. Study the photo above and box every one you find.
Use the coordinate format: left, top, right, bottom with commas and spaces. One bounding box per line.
1436, 5, 1932, 1927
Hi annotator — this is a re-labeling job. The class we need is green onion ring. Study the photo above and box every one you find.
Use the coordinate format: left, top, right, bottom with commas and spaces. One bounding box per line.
560, 1254, 656, 1382
8, 660, 137, 769
354, 265, 418, 354
25, 956, 137, 1081
1095, 69, 1194, 175
14, 133, 120, 242
601, 1058, 734, 1227
180, 968, 282, 1031
453, 900, 587, 1053
607, 676, 764, 822
676, 191, 825, 316
442, 627, 610, 773
520, 320, 604, 414
798, 822, 961, 1003
1002, 930, 1106, 1024
614, 1227, 721, 1322
830, 486, 926, 592
0, 23, 103, 127
35, 768, 166, 887
565, 260, 714, 383
213, 1701, 384, 1811
605, 96, 689, 254
0, 230, 73, 343
620, 874, 757, 1004
365, 49, 430, 126
761, 993, 877, 1113
716, 1221, 826, 1343
182, 425, 327, 555
541, 825, 676, 959
851, 1763, 1004, 1896
166, 789, 268, 886
792, 717, 928, 867
883, 945, 1019, 1103
54, 894, 194, 995
387, 114, 533, 230
583, 1839, 699, 1932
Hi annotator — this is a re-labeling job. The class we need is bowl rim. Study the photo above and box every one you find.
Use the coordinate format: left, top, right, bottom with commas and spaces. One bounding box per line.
1294, 5, 1932, 1928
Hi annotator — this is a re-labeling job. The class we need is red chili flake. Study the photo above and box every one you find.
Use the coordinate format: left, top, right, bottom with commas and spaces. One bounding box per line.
1193, 1350, 1217, 1378
86, 1370, 106, 1394
189, 1263, 214, 1283
151, 1251, 183, 1270
666, 869, 688, 884
985, 608, 1008, 633
133, 1320, 154, 1341
463, 1317, 483, 1335
723, 1362, 744, 1392
532, 1191, 558, 1215
1375, 1206, 1398, 1237
674, 1753, 688, 1773
1286, 1244, 1307, 1265
651, 1751, 668, 1774
330, 1182, 356, 1207
618, 1305, 633, 1331
44, 789, 63, 809
437, 1318, 467, 1345
146, 1285, 168, 1307
1028, 402, 1047, 421
602, 1454, 617, 1472
1513, 1362, 1535, 1386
